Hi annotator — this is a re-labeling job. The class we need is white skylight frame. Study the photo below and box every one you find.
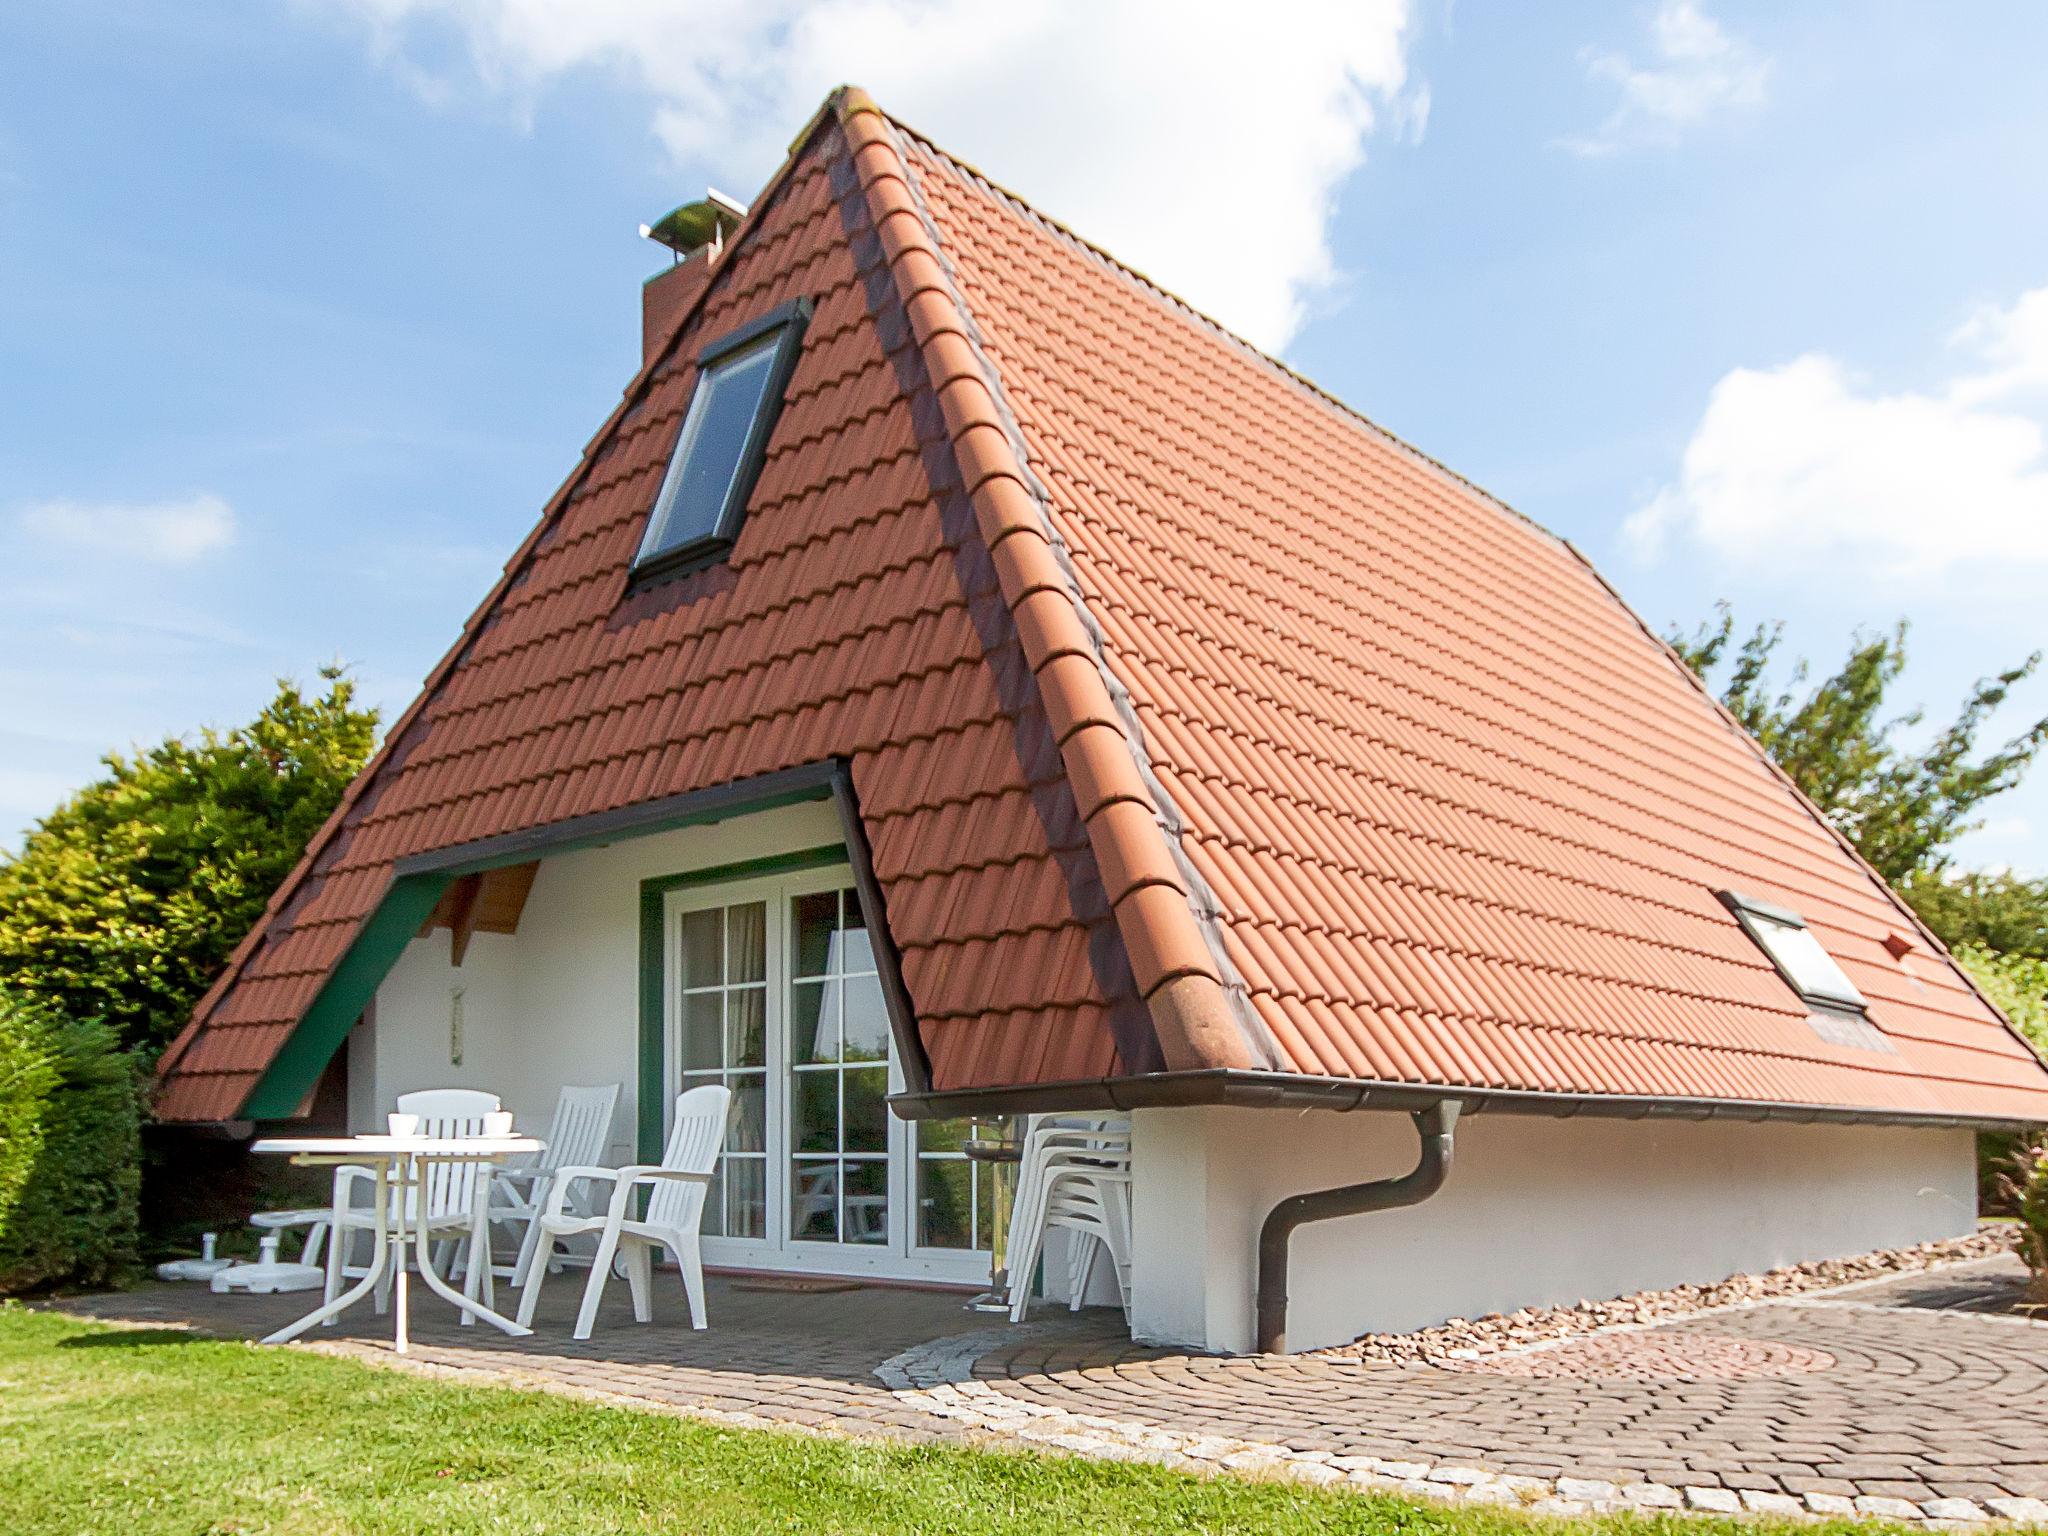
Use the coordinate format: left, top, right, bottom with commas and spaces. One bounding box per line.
1718, 890, 1868, 1012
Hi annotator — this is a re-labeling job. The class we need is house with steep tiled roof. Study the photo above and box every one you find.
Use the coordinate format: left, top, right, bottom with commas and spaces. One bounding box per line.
155, 88, 2048, 1352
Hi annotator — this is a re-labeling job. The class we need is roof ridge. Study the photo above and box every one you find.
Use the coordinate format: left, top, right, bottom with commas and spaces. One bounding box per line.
834, 86, 1278, 1074
880, 111, 1566, 549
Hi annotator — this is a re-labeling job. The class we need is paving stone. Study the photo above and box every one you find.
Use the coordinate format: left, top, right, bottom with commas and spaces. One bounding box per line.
1856, 1495, 1927, 1521
1740, 1490, 1807, 1516
1920, 1499, 1990, 1523
1686, 1487, 1745, 1513
1557, 1477, 1621, 1502
1806, 1493, 1860, 1517
1984, 1498, 2048, 1524
1621, 1483, 1684, 1508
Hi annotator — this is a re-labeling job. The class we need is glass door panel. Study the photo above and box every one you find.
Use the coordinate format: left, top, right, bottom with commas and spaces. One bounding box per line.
671, 898, 768, 1239
788, 886, 890, 1247
914, 1117, 996, 1252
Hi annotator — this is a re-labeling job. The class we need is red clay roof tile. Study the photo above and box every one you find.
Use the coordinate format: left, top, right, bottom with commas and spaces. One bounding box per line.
156, 88, 2048, 1127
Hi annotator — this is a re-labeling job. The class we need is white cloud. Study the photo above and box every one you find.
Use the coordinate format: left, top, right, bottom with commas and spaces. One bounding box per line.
1566, 1, 1768, 156
1626, 284, 2048, 575
311, 0, 1422, 351
17, 493, 237, 565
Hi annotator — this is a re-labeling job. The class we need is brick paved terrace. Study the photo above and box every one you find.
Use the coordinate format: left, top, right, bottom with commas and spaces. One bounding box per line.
56, 1254, 2048, 1525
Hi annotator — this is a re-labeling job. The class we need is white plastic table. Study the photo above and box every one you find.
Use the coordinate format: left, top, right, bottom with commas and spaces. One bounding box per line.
249, 1134, 544, 1352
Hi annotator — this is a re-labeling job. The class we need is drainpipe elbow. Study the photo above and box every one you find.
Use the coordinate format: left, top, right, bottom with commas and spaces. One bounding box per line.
1254, 1100, 1460, 1354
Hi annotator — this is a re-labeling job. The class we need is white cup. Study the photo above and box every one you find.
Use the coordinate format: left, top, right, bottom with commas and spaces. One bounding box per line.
386, 1112, 421, 1138
483, 1111, 514, 1137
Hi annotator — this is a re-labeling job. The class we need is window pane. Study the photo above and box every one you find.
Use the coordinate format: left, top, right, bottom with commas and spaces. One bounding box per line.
843, 1161, 888, 1245
790, 979, 838, 1064
728, 1075, 766, 1154
724, 1158, 766, 1240
974, 1159, 995, 1250
791, 1159, 838, 1241
791, 892, 837, 978
838, 891, 875, 975
917, 1117, 969, 1156
727, 986, 766, 1068
641, 337, 781, 557
791, 1071, 838, 1153
681, 991, 723, 1071
700, 1166, 727, 1238
918, 1159, 973, 1250
680, 909, 722, 988
1756, 915, 1865, 1006
727, 902, 766, 984
843, 1067, 888, 1152
841, 975, 889, 1063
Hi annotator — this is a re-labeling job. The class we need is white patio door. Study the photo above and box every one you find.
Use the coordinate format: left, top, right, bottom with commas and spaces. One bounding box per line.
661, 865, 993, 1284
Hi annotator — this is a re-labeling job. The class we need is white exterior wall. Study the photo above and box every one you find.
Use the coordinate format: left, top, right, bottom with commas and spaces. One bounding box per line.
353, 799, 845, 1162
1130, 1105, 1979, 1354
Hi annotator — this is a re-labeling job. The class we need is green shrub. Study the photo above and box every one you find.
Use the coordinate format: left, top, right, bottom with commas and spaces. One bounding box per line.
1956, 944, 2048, 1061
0, 994, 141, 1294
0, 995, 62, 1241
2002, 1136, 2048, 1304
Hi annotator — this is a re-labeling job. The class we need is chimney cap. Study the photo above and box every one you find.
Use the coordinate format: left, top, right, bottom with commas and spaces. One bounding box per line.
640, 188, 749, 259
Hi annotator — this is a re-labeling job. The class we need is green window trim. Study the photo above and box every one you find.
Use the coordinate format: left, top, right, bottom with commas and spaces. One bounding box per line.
635, 843, 850, 1161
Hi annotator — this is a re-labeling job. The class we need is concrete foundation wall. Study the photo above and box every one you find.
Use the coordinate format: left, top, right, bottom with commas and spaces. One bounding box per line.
1129, 1105, 1979, 1354
353, 798, 845, 1161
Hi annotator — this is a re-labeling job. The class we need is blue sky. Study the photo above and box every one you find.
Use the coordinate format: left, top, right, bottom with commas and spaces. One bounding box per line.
4, 1, 2046, 873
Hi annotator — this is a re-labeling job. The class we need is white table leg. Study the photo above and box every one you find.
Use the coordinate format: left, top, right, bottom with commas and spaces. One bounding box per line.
262, 1161, 394, 1346
409, 1153, 532, 1337
459, 1164, 491, 1327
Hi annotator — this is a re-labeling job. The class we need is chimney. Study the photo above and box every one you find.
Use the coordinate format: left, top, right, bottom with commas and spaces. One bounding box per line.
642, 253, 713, 364
638, 189, 749, 365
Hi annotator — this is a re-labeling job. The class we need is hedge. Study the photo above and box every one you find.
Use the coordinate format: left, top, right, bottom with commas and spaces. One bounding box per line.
0, 991, 141, 1293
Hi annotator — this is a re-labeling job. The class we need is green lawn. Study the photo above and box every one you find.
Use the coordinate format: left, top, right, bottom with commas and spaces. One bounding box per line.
1, 1304, 1875, 1536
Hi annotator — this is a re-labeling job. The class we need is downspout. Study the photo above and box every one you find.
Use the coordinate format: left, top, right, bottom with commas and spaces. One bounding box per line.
1255, 1100, 1461, 1354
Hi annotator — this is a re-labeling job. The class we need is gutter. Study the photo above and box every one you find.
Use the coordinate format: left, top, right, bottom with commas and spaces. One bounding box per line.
1256, 1101, 1459, 1354
888, 1067, 2043, 1133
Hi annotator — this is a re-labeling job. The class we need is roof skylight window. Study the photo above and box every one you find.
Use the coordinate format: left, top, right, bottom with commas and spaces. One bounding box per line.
632, 297, 811, 584
1717, 890, 1866, 1012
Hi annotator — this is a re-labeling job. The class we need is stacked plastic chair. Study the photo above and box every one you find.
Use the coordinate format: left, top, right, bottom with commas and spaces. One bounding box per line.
1003, 1115, 1133, 1322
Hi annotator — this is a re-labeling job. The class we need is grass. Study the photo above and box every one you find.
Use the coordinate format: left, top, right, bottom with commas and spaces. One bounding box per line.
0, 1304, 1895, 1536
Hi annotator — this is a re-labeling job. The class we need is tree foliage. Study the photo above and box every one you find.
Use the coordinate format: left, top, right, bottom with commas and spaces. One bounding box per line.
1669, 604, 2048, 888
1956, 947, 2048, 1064
0, 992, 140, 1293
1899, 869, 2048, 963
0, 671, 378, 1060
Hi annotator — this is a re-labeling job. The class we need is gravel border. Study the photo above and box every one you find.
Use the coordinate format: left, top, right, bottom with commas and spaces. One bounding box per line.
1320, 1228, 2023, 1367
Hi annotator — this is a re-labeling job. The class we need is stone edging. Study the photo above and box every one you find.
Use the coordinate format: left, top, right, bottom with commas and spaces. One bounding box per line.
872, 1308, 2048, 1528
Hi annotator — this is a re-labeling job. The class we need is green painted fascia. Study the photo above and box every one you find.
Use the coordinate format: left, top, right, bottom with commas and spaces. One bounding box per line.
636, 843, 848, 1160
238, 755, 853, 1129
395, 775, 836, 882
241, 871, 454, 1120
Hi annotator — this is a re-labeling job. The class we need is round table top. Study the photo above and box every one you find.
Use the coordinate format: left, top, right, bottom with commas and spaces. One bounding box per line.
250, 1134, 544, 1159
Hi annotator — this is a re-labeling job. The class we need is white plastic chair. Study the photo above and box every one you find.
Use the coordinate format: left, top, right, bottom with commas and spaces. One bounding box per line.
516, 1084, 731, 1341
324, 1089, 501, 1323
1004, 1116, 1133, 1322
492, 1084, 621, 1287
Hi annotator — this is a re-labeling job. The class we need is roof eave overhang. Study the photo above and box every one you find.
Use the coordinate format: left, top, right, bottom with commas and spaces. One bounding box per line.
890, 1068, 2045, 1133
219, 759, 927, 1124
